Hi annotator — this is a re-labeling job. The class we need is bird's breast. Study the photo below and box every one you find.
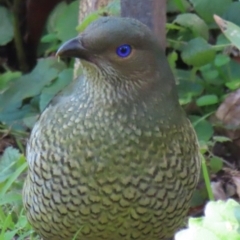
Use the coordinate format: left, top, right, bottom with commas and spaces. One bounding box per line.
24, 95, 200, 240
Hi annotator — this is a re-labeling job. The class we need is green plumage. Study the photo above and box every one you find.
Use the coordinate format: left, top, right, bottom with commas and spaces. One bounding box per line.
23, 17, 201, 240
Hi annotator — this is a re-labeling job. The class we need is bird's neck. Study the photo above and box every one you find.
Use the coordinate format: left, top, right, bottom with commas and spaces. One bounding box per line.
79, 67, 184, 124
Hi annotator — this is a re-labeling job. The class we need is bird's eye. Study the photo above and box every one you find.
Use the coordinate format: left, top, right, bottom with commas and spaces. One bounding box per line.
116, 44, 132, 58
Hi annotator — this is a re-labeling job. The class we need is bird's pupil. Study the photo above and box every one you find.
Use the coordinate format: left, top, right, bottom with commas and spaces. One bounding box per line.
121, 47, 127, 54
116, 44, 132, 58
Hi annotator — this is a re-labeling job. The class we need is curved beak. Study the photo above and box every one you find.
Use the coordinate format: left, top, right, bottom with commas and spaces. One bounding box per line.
56, 36, 90, 61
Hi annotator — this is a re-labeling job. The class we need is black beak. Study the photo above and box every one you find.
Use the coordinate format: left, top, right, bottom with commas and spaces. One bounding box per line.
56, 36, 90, 61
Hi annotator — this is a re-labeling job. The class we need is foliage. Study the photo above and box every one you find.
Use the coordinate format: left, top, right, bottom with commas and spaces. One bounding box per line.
0, 0, 240, 239
76, 0, 120, 32
0, 147, 37, 240
167, 0, 240, 204
0, 0, 120, 131
0, 6, 14, 46
0, 58, 72, 129
214, 14, 240, 50
175, 199, 240, 240
41, 1, 79, 52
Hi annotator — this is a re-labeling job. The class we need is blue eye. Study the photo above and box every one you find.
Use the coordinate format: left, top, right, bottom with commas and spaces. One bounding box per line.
116, 44, 132, 58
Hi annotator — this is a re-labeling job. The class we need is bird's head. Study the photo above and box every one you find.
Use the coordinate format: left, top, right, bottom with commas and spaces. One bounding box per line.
56, 17, 177, 101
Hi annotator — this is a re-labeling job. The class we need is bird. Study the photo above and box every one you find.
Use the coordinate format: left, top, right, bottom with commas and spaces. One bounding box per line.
23, 16, 201, 240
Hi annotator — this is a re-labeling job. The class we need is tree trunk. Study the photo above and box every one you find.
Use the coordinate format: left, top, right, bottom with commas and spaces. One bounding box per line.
121, 0, 166, 50
74, 0, 111, 78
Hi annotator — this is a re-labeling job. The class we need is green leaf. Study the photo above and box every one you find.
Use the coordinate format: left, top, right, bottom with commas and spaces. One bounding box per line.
22, 113, 39, 129
181, 38, 216, 67
55, 1, 79, 42
214, 54, 230, 67
177, 70, 203, 104
196, 94, 219, 106
167, 0, 190, 13
174, 13, 209, 39
191, 189, 205, 207
214, 55, 240, 83
209, 156, 223, 173
167, 51, 178, 71
0, 58, 66, 112
46, 1, 79, 42
223, 2, 240, 27
76, 0, 120, 32
172, 0, 188, 12
0, 58, 65, 128
216, 33, 231, 46
176, 199, 240, 240
76, 12, 100, 32
200, 64, 220, 83
190, 116, 213, 142
225, 80, 240, 90
189, 0, 232, 24
203, 200, 240, 239
213, 136, 231, 143
0, 104, 31, 130
46, 1, 67, 33
0, 192, 22, 206
0, 7, 14, 45
0, 160, 27, 195
3, 230, 19, 240
202, 70, 219, 81
0, 71, 22, 92
214, 15, 240, 51
39, 68, 73, 112
41, 33, 58, 43
205, 200, 240, 222
104, 0, 120, 16
0, 147, 22, 183
175, 227, 219, 240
